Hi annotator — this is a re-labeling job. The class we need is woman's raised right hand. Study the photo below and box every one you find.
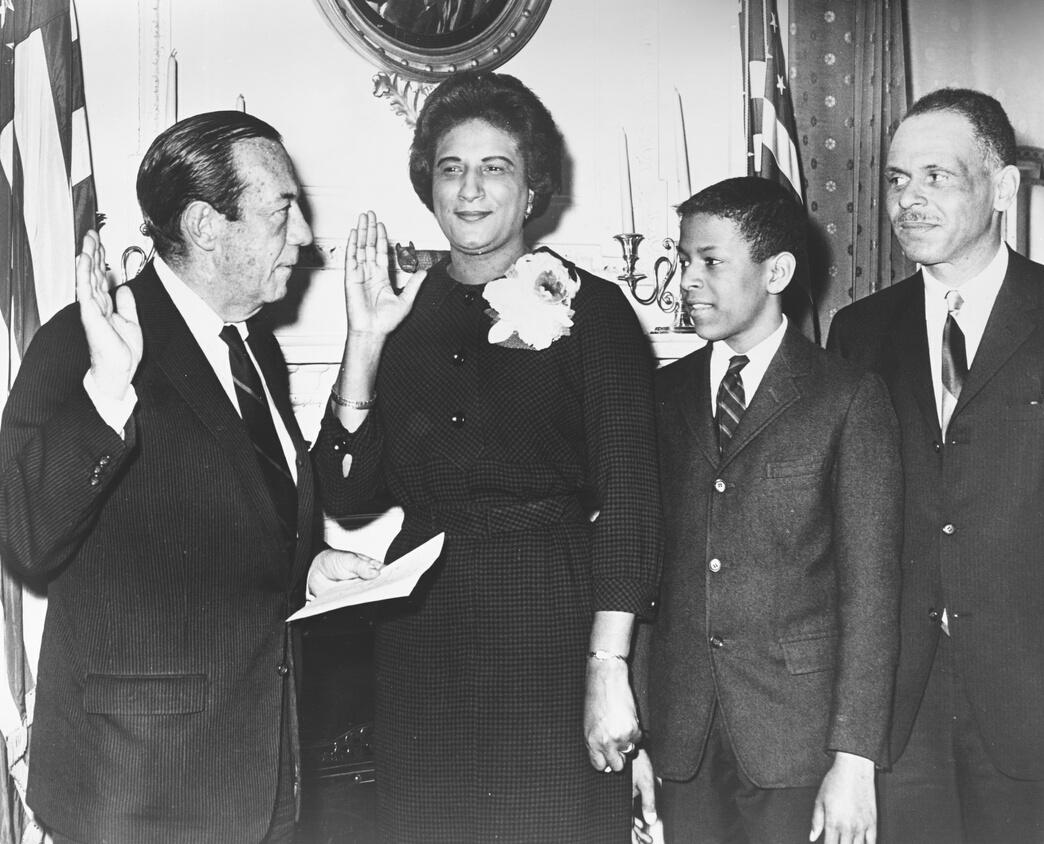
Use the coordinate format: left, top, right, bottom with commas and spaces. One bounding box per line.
344, 210, 426, 337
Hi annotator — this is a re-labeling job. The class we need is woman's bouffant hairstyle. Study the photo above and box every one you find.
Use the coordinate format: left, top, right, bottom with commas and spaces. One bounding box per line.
136, 111, 282, 262
408, 71, 564, 223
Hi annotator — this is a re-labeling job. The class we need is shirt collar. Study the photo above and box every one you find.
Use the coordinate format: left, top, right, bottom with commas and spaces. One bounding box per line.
710, 315, 788, 410
154, 255, 230, 335
711, 315, 788, 371
922, 242, 1008, 308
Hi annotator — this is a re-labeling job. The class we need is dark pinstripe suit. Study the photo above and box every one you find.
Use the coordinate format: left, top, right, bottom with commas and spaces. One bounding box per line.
0, 265, 320, 842
828, 249, 1044, 783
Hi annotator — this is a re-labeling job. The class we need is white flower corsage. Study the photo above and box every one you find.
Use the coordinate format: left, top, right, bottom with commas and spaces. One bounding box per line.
483, 251, 580, 351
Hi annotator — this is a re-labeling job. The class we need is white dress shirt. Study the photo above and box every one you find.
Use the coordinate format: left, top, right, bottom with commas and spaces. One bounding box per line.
709, 315, 789, 415
923, 243, 1007, 431
86, 257, 297, 481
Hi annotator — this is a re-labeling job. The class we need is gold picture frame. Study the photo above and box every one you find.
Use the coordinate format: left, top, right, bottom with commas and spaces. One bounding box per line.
312, 1, 552, 88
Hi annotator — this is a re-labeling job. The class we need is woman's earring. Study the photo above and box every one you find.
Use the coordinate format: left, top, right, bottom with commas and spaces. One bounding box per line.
525, 192, 534, 220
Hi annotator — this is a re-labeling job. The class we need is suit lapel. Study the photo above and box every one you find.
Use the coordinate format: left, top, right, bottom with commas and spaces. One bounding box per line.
250, 322, 317, 585
133, 269, 294, 555
887, 278, 941, 438
953, 254, 1042, 417
666, 347, 719, 468
719, 329, 802, 467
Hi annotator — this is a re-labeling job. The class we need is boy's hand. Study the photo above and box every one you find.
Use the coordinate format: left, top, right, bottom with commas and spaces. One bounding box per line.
809, 751, 877, 844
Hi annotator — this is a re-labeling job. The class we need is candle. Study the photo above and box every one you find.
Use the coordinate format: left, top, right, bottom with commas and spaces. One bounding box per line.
674, 88, 692, 201
619, 128, 636, 234
165, 51, 178, 127
236, 94, 246, 113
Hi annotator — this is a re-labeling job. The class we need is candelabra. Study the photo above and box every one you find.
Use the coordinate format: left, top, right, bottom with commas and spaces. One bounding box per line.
613, 233, 695, 332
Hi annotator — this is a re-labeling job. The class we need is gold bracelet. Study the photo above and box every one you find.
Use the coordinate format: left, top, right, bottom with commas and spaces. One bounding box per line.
330, 387, 375, 410
587, 650, 627, 662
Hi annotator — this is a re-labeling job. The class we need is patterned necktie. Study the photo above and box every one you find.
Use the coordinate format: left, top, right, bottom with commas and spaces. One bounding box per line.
220, 324, 297, 541
717, 354, 749, 454
941, 289, 967, 435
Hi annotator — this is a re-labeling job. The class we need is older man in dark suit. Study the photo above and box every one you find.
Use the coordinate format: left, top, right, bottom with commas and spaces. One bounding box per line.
633, 177, 902, 844
828, 88, 1044, 843
0, 112, 379, 843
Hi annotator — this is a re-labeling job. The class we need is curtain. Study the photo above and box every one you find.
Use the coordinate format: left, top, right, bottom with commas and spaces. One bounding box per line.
788, 0, 914, 334
0, 1, 97, 841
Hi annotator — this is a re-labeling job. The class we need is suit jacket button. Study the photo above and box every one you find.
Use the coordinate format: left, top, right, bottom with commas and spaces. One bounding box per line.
928, 608, 939, 621
709, 635, 724, 649
933, 441, 942, 453
331, 437, 349, 455
942, 523, 955, 535
450, 413, 465, 427
709, 558, 722, 572
714, 479, 726, 492
452, 349, 467, 366
462, 290, 477, 304
277, 662, 289, 676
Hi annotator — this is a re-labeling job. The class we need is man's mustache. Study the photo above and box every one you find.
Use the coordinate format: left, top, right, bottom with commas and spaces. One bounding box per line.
894, 214, 939, 225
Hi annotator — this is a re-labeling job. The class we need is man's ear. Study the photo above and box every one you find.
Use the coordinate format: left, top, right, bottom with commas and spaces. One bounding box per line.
766, 251, 796, 295
180, 200, 222, 253
992, 163, 1021, 213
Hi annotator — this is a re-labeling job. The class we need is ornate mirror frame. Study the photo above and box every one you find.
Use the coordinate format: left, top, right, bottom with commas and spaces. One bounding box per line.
312, 0, 553, 124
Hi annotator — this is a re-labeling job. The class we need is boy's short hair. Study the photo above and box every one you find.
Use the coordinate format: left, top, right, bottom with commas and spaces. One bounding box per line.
678, 176, 807, 266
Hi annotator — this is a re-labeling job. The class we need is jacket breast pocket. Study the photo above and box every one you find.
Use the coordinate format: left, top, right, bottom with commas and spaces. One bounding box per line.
779, 633, 838, 675
765, 457, 824, 479
1003, 401, 1044, 421
84, 674, 206, 715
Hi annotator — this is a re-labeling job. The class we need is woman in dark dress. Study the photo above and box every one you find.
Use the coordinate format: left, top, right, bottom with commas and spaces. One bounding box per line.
313, 71, 663, 843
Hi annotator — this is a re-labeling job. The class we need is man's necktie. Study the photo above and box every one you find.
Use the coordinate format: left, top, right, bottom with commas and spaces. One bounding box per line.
717, 354, 749, 454
220, 324, 297, 541
941, 289, 967, 436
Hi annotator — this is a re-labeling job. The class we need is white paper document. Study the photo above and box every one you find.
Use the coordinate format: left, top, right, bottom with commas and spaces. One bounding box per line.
287, 533, 445, 622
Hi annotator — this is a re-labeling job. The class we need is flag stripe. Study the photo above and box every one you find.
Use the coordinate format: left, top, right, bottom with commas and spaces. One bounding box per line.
15, 27, 77, 326
755, 98, 802, 191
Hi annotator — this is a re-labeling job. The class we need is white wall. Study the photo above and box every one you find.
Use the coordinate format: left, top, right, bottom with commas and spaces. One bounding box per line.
75, 0, 745, 358
908, 0, 1044, 149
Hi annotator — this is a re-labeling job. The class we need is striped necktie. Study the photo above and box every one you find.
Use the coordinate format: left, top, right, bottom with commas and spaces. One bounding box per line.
220, 324, 297, 542
941, 289, 967, 436
717, 354, 749, 454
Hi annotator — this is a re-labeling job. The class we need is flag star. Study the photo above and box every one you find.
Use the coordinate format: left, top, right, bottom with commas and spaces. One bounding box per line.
0, 0, 13, 30
770, 12, 778, 33
776, 75, 786, 95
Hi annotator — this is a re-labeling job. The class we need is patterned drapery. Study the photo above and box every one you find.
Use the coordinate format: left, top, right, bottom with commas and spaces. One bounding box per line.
788, 0, 914, 337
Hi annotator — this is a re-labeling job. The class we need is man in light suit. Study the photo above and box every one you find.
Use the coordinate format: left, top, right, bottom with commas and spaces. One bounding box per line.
0, 111, 378, 843
632, 177, 903, 844
828, 88, 1044, 843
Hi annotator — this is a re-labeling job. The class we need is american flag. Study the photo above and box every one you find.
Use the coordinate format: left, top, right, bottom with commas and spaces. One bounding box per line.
0, 0, 97, 840
742, 0, 803, 202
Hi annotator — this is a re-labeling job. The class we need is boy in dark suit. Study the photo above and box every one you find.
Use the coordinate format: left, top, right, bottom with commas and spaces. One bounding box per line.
632, 177, 903, 844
